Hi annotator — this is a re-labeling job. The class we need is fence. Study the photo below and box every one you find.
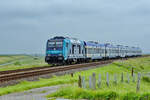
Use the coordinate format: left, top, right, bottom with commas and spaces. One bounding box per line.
78, 72, 141, 92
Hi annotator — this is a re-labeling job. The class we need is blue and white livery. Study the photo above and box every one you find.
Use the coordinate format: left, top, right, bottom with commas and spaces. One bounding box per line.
45, 36, 142, 64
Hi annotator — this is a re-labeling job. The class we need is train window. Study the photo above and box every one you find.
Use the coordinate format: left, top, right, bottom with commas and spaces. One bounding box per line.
92, 48, 94, 54
48, 42, 55, 47
97, 48, 99, 53
88, 48, 90, 54
100, 48, 102, 53
78, 45, 81, 54
56, 41, 63, 47
88, 48, 91, 54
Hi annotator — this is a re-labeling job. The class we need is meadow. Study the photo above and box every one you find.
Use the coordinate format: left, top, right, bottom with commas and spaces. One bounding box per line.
0, 55, 27, 64
47, 56, 150, 100
0, 55, 48, 71
0, 56, 150, 100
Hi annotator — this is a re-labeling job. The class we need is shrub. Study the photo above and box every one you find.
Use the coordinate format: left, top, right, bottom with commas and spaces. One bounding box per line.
123, 92, 139, 100
14, 61, 21, 66
140, 65, 144, 70
142, 76, 150, 83
140, 93, 150, 100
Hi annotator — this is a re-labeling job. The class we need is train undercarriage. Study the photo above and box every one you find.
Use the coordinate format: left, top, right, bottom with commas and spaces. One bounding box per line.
45, 55, 142, 66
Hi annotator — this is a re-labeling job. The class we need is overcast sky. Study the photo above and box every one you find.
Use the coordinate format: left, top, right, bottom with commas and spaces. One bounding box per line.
0, 0, 149, 54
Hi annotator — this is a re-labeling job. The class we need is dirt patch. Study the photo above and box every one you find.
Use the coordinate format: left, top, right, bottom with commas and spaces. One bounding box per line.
0, 85, 64, 100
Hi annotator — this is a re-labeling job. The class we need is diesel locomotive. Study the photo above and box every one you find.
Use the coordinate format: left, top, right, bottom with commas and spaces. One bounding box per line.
45, 36, 142, 64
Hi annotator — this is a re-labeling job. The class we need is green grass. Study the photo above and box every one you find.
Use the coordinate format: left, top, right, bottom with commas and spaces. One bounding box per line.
113, 56, 150, 73
46, 56, 150, 100
0, 55, 48, 71
0, 55, 27, 64
47, 86, 150, 100
0, 56, 150, 99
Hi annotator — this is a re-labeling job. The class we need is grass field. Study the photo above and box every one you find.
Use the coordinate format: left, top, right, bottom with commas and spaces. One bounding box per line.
47, 56, 150, 100
0, 55, 48, 71
0, 56, 150, 100
0, 55, 27, 64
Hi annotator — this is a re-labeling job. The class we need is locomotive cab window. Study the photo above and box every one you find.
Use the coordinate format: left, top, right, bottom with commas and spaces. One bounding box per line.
56, 41, 63, 47
48, 42, 55, 47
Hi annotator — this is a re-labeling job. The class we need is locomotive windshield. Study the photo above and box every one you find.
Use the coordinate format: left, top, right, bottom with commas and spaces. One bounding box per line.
48, 42, 55, 47
48, 41, 63, 48
56, 41, 63, 47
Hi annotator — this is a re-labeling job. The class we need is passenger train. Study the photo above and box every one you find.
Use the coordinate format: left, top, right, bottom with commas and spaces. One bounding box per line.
45, 36, 142, 64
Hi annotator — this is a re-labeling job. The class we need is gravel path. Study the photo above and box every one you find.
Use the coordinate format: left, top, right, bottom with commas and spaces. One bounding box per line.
0, 85, 65, 100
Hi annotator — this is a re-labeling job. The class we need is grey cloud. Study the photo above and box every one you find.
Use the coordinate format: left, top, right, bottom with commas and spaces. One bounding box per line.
0, 0, 150, 54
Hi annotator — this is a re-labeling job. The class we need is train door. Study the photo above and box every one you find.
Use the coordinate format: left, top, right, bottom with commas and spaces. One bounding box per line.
72, 44, 75, 57
77, 45, 82, 58
65, 42, 69, 59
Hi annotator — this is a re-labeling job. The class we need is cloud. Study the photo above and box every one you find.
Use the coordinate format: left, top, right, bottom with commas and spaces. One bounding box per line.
0, 0, 150, 54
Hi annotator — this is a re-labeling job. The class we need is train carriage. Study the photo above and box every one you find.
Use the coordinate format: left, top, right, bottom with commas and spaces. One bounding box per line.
84, 41, 105, 60
105, 44, 118, 58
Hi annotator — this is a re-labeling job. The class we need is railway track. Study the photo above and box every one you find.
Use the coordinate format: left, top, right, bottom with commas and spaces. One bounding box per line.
0, 60, 113, 83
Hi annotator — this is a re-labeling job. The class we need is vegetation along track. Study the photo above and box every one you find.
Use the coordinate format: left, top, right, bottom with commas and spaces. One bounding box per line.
0, 60, 113, 83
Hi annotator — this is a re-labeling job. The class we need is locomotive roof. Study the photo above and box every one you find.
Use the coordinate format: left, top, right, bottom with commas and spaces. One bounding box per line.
49, 36, 80, 41
48, 36, 141, 50
85, 41, 105, 47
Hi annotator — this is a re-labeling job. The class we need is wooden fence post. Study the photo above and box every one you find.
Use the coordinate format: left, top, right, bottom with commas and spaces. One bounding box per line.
89, 76, 92, 89
131, 67, 134, 77
114, 74, 117, 84
78, 75, 82, 88
136, 73, 141, 92
121, 72, 124, 82
71, 73, 74, 77
106, 72, 109, 87
92, 73, 96, 89
98, 74, 101, 88
82, 76, 86, 88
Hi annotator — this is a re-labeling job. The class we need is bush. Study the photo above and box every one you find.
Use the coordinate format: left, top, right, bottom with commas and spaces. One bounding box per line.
140, 65, 144, 70
140, 93, 150, 100
123, 92, 150, 100
142, 76, 150, 83
14, 61, 21, 66
123, 92, 139, 100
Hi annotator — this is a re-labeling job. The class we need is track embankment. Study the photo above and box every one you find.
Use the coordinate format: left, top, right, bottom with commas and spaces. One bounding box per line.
0, 60, 113, 84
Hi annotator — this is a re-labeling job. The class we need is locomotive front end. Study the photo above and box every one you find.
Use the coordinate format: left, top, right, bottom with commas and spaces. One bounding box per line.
45, 37, 64, 64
